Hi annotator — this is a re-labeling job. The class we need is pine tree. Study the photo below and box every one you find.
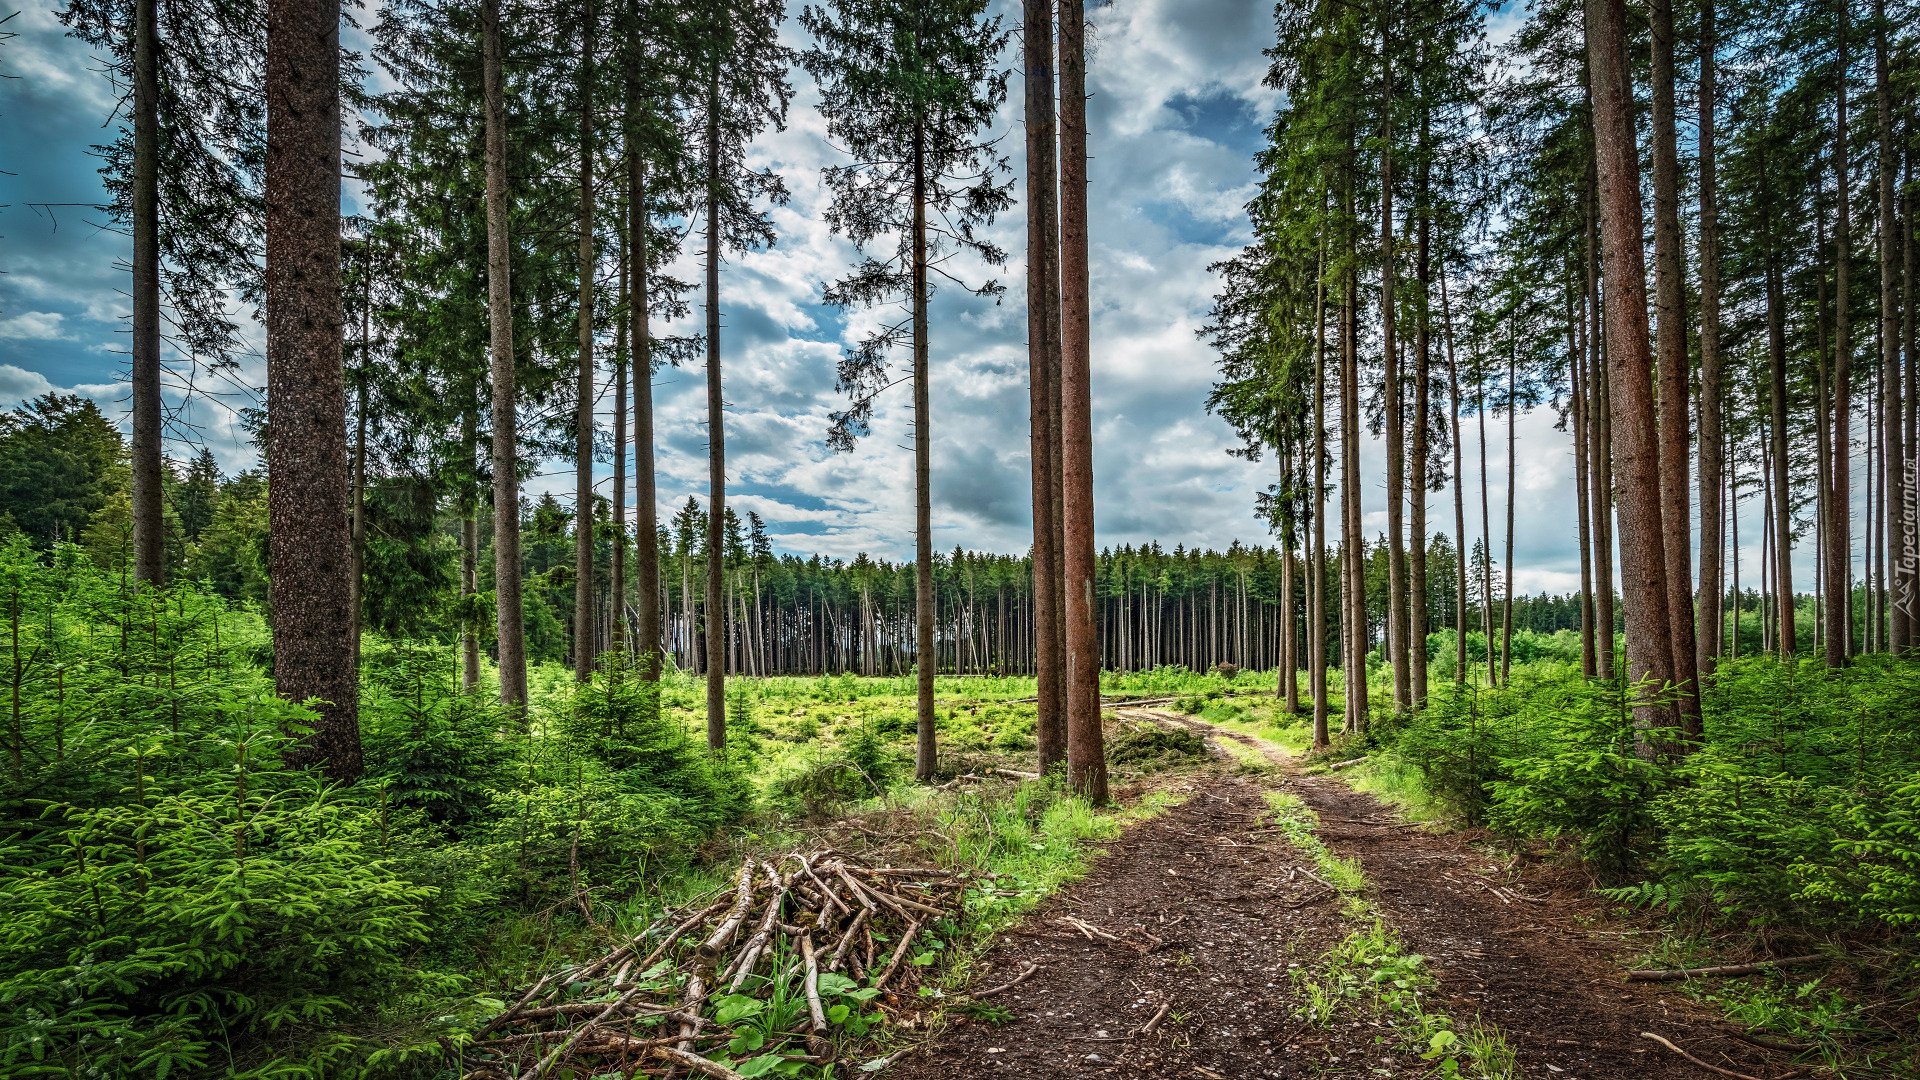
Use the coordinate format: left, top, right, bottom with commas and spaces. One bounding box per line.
800, 0, 1012, 782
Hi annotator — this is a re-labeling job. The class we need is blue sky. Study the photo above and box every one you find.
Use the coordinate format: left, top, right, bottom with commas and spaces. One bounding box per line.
0, 0, 1809, 600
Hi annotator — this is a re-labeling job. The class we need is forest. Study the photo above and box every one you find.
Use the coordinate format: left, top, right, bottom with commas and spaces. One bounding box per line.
2, 0, 1919, 1077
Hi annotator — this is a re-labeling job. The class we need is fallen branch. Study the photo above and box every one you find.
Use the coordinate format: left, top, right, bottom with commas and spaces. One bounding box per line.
974, 960, 1039, 997
991, 767, 1041, 781
1628, 955, 1827, 982
1323, 757, 1368, 771
1133, 1003, 1172, 1036
653, 1045, 749, 1080
1640, 1032, 1772, 1080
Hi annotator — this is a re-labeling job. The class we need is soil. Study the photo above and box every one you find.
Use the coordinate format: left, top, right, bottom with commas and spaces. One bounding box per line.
888, 717, 1802, 1079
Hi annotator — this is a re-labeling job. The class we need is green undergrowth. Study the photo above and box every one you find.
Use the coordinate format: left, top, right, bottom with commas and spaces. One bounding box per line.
1264, 792, 1517, 1079
1325, 656, 1920, 1077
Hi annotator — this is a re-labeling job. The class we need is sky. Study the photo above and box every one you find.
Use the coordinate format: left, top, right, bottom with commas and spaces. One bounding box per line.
0, 0, 1793, 598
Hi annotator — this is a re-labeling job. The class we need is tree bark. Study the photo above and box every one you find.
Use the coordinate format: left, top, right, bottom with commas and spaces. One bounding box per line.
1587, 0, 1680, 744
1312, 207, 1330, 748
131, 0, 163, 588
1827, 0, 1853, 668
1696, 0, 1725, 675
483, 0, 528, 717
1059, 0, 1105, 801
629, 115, 662, 684
1024, 0, 1066, 774
1875, 0, 1906, 654
1648, 0, 1699, 732
575, 0, 597, 683
1440, 259, 1467, 684
1410, 148, 1430, 709
1572, 281, 1597, 678
912, 129, 938, 782
462, 409, 480, 690
704, 62, 727, 749
267, 0, 359, 778
613, 198, 628, 658
1380, 35, 1409, 714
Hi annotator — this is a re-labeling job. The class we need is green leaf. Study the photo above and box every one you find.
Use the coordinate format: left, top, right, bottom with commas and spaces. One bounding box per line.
827, 1003, 850, 1025
737, 1055, 784, 1077
715, 994, 766, 1025
817, 972, 858, 996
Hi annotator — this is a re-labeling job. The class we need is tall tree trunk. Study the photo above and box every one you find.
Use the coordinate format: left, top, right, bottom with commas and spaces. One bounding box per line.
1875, 0, 1906, 654
483, 0, 528, 717
1381, 34, 1409, 714
1502, 341, 1515, 687
1696, 0, 1725, 675
575, 0, 596, 683
1587, 0, 1681, 745
912, 129, 938, 782
612, 208, 628, 658
1766, 219, 1797, 658
131, 0, 163, 588
462, 409, 480, 690
1572, 282, 1597, 678
1589, 168, 1618, 679
1059, 0, 1105, 800
351, 374, 366, 670
629, 125, 662, 683
1649, 0, 1699, 732
267, 0, 358, 778
704, 64, 727, 749
1410, 161, 1430, 708
1343, 260, 1368, 733
1440, 260, 1467, 684
1312, 211, 1330, 748
1827, 0, 1853, 667
1477, 373, 1493, 683
1024, 0, 1066, 774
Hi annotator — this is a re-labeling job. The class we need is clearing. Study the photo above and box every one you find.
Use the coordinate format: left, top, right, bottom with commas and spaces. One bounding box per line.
890, 712, 1795, 1079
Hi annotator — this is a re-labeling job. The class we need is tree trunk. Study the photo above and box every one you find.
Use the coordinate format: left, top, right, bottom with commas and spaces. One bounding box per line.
351, 374, 366, 671
1440, 259, 1468, 684
1875, 0, 1906, 654
1343, 259, 1367, 732
1380, 36, 1409, 714
1696, 0, 1725, 674
1587, 0, 1681, 744
1502, 342, 1515, 687
704, 63, 727, 749
612, 206, 628, 659
267, 0, 358, 778
1572, 278, 1598, 678
1024, 0, 1066, 775
1410, 155, 1430, 709
131, 0, 163, 588
575, 0, 597, 683
912, 129, 938, 782
1827, 0, 1853, 667
1649, 0, 1699, 732
630, 134, 662, 683
462, 410, 480, 691
1312, 210, 1330, 748
483, 0, 528, 717
1058, 0, 1105, 800
1590, 171, 1618, 680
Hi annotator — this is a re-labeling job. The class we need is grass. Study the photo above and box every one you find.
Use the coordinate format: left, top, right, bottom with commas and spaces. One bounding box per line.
1262, 790, 1518, 1080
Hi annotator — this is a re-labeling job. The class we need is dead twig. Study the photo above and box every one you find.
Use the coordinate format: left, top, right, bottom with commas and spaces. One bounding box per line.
1628, 956, 1827, 982
1639, 1032, 1774, 1080
974, 961, 1039, 997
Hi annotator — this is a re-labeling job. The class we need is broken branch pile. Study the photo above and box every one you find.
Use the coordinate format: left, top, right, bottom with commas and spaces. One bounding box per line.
463, 850, 964, 1080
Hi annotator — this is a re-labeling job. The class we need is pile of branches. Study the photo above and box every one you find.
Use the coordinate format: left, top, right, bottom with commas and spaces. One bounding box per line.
463, 849, 964, 1080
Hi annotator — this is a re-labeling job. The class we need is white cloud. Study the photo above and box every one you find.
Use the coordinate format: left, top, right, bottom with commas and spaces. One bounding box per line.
0, 312, 72, 341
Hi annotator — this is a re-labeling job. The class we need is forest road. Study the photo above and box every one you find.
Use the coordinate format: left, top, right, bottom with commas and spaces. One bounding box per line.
888, 715, 1795, 1080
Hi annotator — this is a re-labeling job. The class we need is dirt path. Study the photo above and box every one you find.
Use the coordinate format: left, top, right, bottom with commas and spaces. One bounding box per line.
890, 718, 1797, 1079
